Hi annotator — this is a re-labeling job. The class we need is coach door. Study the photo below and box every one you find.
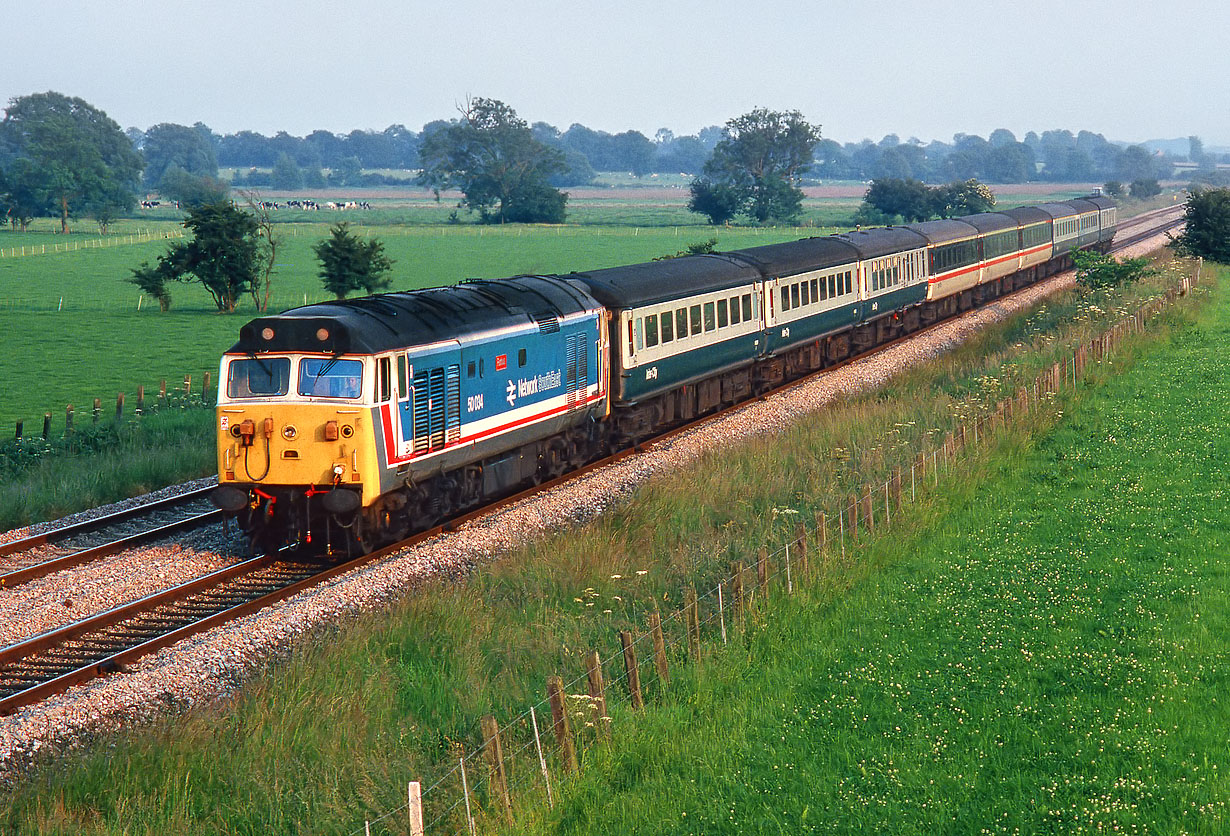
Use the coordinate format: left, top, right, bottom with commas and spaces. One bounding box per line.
565, 333, 589, 410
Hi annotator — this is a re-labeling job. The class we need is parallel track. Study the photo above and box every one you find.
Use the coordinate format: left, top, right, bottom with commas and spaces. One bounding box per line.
0, 487, 223, 589
0, 208, 1182, 716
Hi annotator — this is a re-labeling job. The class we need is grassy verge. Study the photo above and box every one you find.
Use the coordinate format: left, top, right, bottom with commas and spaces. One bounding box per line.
508, 273, 1230, 834
0, 258, 1211, 835
0, 407, 216, 530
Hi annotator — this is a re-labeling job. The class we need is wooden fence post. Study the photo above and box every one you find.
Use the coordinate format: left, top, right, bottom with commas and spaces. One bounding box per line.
64, 405, 73, 437
137, 385, 145, 416
42, 413, 51, 440
481, 714, 513, 823
847, 494, 859, 542
649, 611, 669, 686
620, 631, 644, 710
546, 675, 578, 772
407, 781, 424, 836
815, 511, 828, 563
731, 562, 745, 616
891, 466, 902, 510
203, 371, 212, 404
861, 486, 874, 533
93, 397, 101, 425
684, 588, 700, 659
756, 546, 769, 593
115, 392, 125, 422
14, 421, 22, 441
586, 651, 608, 736
794, 523, 808, 578
184, 374, 192, 398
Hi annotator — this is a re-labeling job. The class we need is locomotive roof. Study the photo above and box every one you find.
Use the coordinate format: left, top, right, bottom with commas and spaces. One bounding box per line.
228, 275, 600, 356
832, 226, 929, 258
959, 212, 1018, 233
725, 237, 859, 277
902, 218, 980, 245
566, 253, 763, 308
1083, 196, 1117, 211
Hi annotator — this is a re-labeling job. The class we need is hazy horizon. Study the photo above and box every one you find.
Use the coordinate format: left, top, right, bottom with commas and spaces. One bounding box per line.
6, 0, 1228, 148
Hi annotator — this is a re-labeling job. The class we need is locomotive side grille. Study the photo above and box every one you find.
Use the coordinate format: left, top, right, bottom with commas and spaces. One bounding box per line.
429, 368, 446, 450
445, 364, 461, 444
412, 370, 430, 453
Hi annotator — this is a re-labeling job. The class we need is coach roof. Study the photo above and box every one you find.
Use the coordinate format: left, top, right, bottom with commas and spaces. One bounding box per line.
567, 253, 763, 309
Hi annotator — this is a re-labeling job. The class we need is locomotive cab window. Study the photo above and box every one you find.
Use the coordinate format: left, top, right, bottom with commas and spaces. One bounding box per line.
227, 357, 291, 398
518, 348, 527, 367
378, 356, 392, 402
298, 357, 364, 399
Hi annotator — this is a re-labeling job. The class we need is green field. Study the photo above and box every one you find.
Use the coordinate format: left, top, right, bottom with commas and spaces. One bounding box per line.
0, 251, 1213, 834
0, 185, 1173, 440
512, 277, 1230, 835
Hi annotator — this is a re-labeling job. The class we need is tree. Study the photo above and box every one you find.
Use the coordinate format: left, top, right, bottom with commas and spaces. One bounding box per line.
1169, 188, 1230, 263
931, 179, 995, 218
126, 260, 174, 311
313, 222, 394, 299
1102, 181, 1124, 198
142, 122, 218, 190
1071, 248, 1153, 290
0, 158, 50, 230
271, 152, 303, 190
241, 192, 281, 312
862, 177, 933, 222
1128, 178, 1161, 199
159, 167, 230, 208
688, 108, 821, 224
418, 98, 567, 224
687, 179, 743, 225
0, 91, 143, 232
155, 201, 265, 312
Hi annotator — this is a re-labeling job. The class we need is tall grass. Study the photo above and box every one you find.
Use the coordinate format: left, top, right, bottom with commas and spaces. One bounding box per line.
0, 257, 1209, 834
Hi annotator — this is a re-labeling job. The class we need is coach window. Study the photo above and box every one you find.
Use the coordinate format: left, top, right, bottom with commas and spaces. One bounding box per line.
791, 283, 800, 309
717, 298, 729, 328
703, 301, 716, 332
660, 311, 674, 343
690, 304, 702, 334
518, 348, 527, 367
810, 278, 819, 302
729, 296, 741, 325
676, 308, 688, 339
742, 294, 753, 322
645, 314, 659, 348
780, 286, 790, 312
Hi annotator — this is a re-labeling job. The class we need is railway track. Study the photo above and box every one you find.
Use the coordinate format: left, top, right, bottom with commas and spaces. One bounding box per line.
0, 486, 222, 589
0, 207, 1183, 717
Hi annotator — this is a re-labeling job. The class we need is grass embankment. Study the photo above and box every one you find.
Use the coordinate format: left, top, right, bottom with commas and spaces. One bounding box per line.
0, 257, 1212, 834
511, 274, 1229, 835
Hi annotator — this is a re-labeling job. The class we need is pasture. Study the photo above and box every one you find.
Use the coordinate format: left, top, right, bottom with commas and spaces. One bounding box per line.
0, 183, 1163, 434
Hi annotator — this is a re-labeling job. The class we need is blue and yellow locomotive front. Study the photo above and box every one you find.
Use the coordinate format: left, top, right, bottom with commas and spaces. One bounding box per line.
212, 278, 609, 554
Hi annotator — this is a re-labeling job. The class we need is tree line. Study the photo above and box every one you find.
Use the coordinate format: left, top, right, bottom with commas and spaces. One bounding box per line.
3, 89, 1229, 235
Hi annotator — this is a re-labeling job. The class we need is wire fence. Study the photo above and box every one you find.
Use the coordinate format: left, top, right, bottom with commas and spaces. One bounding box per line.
0, 228, 183, 260
344, 264, 1204, 835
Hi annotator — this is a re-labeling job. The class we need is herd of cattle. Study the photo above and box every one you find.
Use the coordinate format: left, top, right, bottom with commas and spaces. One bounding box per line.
138, 199, 374, 211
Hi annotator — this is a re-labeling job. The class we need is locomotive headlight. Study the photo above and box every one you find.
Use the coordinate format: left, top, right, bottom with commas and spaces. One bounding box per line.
332, 464, 346, 477
282, 424, 298, 440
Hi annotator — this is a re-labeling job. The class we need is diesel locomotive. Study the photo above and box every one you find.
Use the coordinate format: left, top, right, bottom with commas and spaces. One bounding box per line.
211, 197, 1116, 554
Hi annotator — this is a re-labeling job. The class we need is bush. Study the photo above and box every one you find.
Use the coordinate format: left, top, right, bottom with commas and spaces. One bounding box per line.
1071, 248, 1154, 290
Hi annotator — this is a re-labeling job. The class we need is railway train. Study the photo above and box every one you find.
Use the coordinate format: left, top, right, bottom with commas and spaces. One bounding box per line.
211, 196, 1116, 554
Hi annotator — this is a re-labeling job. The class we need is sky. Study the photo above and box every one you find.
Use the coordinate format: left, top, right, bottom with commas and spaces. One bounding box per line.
5, 0, 1229, 148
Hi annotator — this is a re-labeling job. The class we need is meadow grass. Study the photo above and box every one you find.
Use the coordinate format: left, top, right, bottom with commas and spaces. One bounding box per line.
0, 256, 1210, 834
505, 270, 1229, 836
